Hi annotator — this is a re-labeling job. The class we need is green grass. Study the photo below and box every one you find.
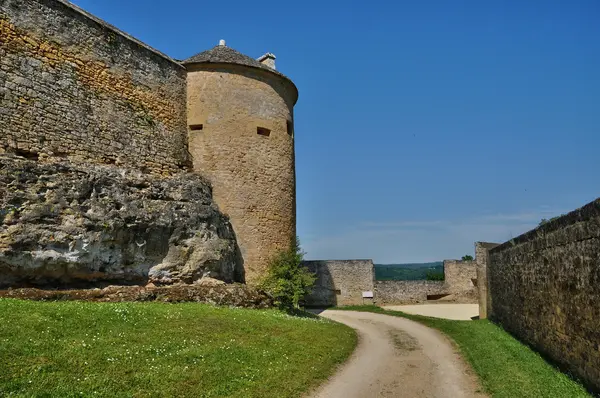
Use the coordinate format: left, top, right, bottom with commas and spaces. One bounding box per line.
340, 305, 593, 398
0, 299, 357, 398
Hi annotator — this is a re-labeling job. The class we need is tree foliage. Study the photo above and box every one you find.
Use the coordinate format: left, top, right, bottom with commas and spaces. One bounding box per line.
375, 263, 443, 281
461, 255, 474, 261
425, 270, 445, 281
539, 214, 566, 226
259, 237, 316, 311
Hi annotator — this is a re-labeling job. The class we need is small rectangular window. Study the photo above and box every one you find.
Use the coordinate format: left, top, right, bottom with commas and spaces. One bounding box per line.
334, 289, 342, 295
189, 124, 203, 131
257, 127, 271, 137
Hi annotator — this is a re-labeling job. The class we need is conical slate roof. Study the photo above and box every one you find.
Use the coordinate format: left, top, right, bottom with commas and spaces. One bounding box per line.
184, 45, 269, 70
182, 42, 298, 103
182, 44, 291, 81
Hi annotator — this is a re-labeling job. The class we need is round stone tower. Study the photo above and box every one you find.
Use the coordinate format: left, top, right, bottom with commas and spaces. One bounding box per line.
183, 41, 298, 284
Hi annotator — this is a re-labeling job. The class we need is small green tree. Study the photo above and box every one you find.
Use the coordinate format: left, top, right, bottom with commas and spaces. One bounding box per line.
425, 270, 444, 281
461, 255, 474, 261
539, 214, 566, 226
259, 237, 316, 311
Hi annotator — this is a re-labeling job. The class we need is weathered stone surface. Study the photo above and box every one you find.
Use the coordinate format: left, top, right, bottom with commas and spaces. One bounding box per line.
0, 0, 301, 286
0, 155, 244, 287
0, 0, 189, 175
442, 259, 477, 302
0, 283, 272, 308
488, 198, 600, 393
475, 242, 499, 319
187, 64, 297, 284
374, 280, 444, 305
303, 260, 374, 307
304, 258, 481, 306
194, 276, 226, 286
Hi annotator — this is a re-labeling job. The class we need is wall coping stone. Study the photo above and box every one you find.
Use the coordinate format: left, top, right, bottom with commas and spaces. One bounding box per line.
47, 0, 184, 69
491, 198, 600, 253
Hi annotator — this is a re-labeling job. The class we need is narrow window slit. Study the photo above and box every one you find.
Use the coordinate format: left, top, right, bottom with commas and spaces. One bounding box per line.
257, 127, 271, 137
189, 124, 203, 131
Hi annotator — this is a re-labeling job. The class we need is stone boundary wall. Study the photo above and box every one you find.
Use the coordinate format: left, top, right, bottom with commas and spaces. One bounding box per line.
303, 260, 374, 307
0, 0, 189, 174
488, 198, 600, 393
475, 242, 499, 319
374, 280, 444, 305
305, 258, 482, 307
443, 259, 477, 303
443, 259, 477, 294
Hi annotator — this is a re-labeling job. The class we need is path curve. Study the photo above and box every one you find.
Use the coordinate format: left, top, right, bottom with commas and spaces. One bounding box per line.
310, 310, 486, 398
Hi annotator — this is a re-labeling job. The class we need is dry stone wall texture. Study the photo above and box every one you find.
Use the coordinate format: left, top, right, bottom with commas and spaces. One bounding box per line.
0, 0, 189, 174
374, 280, 444, 305
303, 260, 374, 307
488, 198, 600, 393
187, 64, 297, 283
443, 260, 477, 294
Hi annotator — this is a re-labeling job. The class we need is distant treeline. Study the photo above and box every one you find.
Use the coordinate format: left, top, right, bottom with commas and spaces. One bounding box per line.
375, 262, 444, 281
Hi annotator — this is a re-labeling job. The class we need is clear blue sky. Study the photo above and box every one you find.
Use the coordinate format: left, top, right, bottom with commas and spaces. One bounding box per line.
72, 0, 599, 263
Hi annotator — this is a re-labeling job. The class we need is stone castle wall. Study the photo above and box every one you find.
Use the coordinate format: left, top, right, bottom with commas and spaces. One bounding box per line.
475, 242, 499, 319
304, 259, 479, 306
374, 280, 444, 305
0, 0, 189, 174
303, 260, 374, 307
186, 64, 297, 283
487, 198, 600, 393
372, 261, 478, 305
443, 259, 477, 296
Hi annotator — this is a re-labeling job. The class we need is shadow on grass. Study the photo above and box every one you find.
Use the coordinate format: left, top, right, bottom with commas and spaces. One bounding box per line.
285, 308, 322, 319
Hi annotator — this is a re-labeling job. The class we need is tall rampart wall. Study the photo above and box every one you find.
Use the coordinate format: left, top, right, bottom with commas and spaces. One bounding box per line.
0, 0, 189, 174
487, 198, 600, 393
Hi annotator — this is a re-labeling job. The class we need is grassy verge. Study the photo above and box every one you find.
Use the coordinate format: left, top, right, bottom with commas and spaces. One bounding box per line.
340, 305, 592, 398
0, 299, 356, 397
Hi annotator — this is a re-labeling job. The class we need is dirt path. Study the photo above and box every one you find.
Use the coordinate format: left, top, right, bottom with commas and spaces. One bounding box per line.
309, 310, 486, 398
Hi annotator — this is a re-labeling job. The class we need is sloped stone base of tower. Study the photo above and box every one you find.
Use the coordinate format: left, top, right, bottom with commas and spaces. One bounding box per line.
0, 155, 244, 288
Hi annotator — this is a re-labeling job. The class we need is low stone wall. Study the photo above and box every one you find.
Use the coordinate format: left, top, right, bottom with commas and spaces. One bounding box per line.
303, 260, 374, 307
374, 280, 444, 305
304, 258, 481, 307
487, 198, 600, 393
